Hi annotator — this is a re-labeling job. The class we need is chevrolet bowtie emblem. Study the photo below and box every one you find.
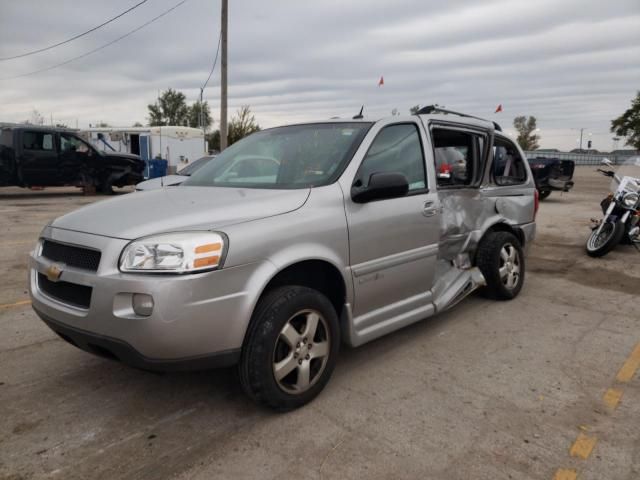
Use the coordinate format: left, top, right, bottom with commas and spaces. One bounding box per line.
45, 263, 64, 282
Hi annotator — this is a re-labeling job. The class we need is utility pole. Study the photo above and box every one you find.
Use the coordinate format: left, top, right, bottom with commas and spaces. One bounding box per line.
199, 88, 204, 130
220, 0, 228, 151
579, 128, 584, 151
612, 137, 620, 151
200, 87, 206, 153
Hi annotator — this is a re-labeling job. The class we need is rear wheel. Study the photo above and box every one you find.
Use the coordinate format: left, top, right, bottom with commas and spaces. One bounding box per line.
99, 176, 115, 195
586, 220, 625, 257
538, 188, 551, 201
475, 231, 525, 300
238, 286, 339, 411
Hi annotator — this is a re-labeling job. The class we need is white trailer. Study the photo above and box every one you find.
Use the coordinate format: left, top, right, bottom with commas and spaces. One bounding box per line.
80, 126, 206, 173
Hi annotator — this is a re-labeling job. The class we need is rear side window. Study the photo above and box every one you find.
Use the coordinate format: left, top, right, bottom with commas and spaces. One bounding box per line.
0, 129, 12, 147
493, 137, 527, 185
22, 131, 54, 151
432, 128, 480, 187
356, 123, 426, 192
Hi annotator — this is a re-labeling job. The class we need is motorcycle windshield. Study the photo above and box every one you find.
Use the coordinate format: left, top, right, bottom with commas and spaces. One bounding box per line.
610, 156, 640, 195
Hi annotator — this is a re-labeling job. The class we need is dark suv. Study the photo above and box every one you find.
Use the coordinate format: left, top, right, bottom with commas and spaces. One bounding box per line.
0, 124, 144, 193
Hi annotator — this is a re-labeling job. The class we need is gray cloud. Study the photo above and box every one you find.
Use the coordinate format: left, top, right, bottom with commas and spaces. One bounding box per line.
0, 0, 638, 150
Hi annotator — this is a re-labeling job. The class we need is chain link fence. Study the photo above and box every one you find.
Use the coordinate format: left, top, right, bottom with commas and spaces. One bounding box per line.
524, 151, 638, 166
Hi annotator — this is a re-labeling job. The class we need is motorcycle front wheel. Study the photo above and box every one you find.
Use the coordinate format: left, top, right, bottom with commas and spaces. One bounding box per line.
586, 220, 625, 257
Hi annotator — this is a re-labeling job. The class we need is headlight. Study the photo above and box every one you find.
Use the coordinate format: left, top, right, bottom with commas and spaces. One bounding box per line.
119, 232, 227, 273
623, 192, 639, 208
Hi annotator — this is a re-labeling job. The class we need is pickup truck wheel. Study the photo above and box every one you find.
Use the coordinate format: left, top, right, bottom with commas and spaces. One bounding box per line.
475, 231, 524, 300
99, 177, 115, 195
537, 188, 551, 201
239, 286, 339, 411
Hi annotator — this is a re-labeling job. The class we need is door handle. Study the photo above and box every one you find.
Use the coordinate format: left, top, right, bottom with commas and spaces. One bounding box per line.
423, 201, 440, 217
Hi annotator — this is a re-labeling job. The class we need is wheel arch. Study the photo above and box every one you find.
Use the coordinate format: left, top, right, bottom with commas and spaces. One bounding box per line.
258, 259, 348, 318
481, 221, 526, 249
240, 255, 351, 351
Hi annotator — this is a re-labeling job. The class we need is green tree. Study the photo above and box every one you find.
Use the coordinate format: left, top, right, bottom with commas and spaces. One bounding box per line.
206, 129, 220, 152
228, 105, 260, 145
95, 121, 110, 128
187, 101, 212, 130
147, 88, 189, 126
132, 121, 144, 127
611, 91, 640, 150
23, 109, 44, 125
513, 116, 540, 150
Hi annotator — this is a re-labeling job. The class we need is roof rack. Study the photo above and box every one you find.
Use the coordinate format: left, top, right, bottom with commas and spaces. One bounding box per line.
415, 105, 502, 131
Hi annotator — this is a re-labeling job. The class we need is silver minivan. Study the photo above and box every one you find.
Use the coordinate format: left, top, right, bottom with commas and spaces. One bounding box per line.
29, 108, 537, 410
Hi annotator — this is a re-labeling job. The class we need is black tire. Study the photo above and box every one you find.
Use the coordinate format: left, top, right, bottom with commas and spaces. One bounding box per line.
538, 189, 551, 201
586, 220, 625, 257
475, 231, 525, 300
99, 176, 115, 195
238, 286, 340, 411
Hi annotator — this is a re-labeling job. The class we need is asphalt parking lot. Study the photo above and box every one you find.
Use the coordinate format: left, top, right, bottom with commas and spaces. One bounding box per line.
1, 167, 639, 480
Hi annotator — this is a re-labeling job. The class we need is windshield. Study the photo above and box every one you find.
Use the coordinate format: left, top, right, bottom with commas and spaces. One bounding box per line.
179, 155, 216, 176
609, 156, 640, 194
183, 122, 372, 189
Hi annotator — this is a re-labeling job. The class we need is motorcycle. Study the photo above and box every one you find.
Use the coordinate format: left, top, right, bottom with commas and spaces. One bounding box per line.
586, 157, 640, 257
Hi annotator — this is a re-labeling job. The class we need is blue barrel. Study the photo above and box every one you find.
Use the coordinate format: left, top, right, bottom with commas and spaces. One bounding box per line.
145, 159, 168, 179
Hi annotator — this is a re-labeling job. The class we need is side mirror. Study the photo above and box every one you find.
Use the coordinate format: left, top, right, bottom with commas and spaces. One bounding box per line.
601, 158, 613, 166
351, 172, 409, 203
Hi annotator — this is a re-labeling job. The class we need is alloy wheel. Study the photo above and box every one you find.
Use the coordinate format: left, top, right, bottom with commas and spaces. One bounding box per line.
499, 243, 521, 289
272, 309, 330, 394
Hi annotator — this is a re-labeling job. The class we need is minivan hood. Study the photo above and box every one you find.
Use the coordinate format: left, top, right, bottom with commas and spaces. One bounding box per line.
135, 175, 187, 191
51, 186, 310, 240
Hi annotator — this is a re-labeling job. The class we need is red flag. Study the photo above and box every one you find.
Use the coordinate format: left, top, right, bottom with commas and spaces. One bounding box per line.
378, 76, 384, 87
495, 104, 503, 113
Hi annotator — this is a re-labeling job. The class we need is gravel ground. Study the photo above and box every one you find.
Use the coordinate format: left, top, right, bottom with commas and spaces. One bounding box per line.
1, 167, 639, 480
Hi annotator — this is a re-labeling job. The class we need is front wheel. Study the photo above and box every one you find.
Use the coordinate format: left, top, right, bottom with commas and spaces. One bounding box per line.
238, 286, 340, 411
586, 220, 625, 257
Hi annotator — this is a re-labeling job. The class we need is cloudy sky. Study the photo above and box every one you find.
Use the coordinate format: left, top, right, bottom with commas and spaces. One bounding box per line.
1, 0, 639, 150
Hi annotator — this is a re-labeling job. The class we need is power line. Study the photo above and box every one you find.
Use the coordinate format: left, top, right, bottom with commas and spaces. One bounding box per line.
202, 30, 222, 91
0, 0, 150, 61
1, 0, 189, 80
197, 29, 222, 130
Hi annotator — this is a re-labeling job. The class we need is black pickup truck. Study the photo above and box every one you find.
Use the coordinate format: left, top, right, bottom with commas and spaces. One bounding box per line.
527, 157, 575, 200
0, 125, 144, 193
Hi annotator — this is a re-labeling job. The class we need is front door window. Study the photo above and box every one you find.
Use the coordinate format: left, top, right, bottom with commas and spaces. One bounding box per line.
355, 123, 427, 192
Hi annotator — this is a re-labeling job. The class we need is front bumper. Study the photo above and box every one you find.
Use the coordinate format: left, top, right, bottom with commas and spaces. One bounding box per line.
30, 227, 275, 369
36, 309, 240, 371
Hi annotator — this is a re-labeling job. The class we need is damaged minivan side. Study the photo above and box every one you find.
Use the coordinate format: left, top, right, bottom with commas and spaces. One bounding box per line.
0, 125, 144, 193
29, 108, 536, 410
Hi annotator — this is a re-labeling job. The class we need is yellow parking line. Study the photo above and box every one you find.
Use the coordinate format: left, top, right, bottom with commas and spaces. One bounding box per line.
569, 432, 597, 459
553, 342, 640, 478
603, 388, 623, 409
616, 343, 640, 383
0, 299, 31, 310
553, 469, 577, 480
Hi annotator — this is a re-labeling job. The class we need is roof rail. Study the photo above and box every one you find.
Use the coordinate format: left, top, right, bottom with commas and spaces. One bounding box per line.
416, 105, 502, 131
